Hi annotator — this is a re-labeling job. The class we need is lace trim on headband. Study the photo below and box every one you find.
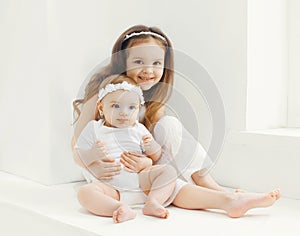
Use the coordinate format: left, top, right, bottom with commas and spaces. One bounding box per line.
123, 31, 167, 44
98, 81, 145, 105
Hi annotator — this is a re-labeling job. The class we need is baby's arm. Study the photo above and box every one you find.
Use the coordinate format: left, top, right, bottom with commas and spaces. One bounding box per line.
142, 134, 162, 162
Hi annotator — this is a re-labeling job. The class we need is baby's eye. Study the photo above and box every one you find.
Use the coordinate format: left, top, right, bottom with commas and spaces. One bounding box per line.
112, 104, 120, 108
129, 105, 137, 110
134, 59, 143, 65
153, 61, 162, 66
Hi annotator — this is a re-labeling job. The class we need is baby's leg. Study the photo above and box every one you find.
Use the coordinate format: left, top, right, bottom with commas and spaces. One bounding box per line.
139, 165, 176, 218
78, 182, 136, 223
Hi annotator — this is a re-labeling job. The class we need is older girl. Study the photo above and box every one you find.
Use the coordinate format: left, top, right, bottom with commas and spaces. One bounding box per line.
72, 25, 280, 218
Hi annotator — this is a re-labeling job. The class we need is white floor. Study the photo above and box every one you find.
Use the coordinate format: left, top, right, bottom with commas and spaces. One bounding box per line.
1, 171, 300, 236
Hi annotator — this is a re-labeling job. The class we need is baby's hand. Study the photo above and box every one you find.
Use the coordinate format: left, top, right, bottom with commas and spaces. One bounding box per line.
142, 134, 153, 147
141, 134, 162, 162
92, 140, 109, 158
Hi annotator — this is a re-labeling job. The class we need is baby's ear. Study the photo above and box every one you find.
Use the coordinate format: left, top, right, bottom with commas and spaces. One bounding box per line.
96, 101, 104, 119
96, 101, 103, 110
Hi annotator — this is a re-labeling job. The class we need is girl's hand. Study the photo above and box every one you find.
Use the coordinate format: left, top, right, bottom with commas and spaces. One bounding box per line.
120, 151, 153, 173
87, 157, 121, 180
77, 140, 121, 180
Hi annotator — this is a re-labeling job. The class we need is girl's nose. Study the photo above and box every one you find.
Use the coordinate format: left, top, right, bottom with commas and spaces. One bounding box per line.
142, 65, 154, 74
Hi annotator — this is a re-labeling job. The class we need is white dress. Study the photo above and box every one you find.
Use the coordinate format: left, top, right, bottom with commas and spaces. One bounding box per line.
153, 115, 212, 184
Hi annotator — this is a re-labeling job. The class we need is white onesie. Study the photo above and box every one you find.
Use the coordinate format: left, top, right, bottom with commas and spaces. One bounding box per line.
76, 119, 150, 191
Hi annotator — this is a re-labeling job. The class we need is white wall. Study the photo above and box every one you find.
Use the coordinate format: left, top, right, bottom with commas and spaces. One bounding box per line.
0, 0, 247, 184
0, 0, 51, 183
246, 0, 288, 130
0, 0, 82, 184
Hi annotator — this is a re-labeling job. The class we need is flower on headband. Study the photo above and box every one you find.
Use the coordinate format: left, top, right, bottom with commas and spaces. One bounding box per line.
98, 81, 145, 105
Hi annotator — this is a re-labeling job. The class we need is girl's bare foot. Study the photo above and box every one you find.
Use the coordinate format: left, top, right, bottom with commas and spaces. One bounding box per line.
226, 189, 281, 218
112, 204, 137, 223
235, 189, 246, 193
143, 199, 169, 219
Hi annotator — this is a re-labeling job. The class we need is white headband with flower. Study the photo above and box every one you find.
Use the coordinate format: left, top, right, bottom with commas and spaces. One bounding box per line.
98, 81, 145, 105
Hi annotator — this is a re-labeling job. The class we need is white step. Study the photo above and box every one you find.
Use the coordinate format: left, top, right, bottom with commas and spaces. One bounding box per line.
212, 129, 300, 199
1, 171, 300, 236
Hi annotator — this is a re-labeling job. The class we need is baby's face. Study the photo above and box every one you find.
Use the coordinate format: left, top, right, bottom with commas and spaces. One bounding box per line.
100, 90, 140, 128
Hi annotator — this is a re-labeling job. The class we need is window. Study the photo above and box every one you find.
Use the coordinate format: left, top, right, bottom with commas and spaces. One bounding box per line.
287, 0, 300, 127
247, 0, 300, 130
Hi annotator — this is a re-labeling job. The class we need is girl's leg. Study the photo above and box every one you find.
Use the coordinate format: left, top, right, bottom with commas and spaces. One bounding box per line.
191, 169, 227, 192
154, 116, 225, 192
77, 182, 136, 223
139, 165, 177, 218
172, 184, 280, 218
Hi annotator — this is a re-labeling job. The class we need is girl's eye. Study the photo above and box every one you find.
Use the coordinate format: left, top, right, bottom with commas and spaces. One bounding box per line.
134, 60, 143, 65
129, 105, 137, 110
112, 104, 120, 108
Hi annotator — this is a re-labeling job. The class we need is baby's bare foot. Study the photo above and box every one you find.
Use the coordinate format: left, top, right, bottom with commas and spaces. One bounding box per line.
143, 199, 169, 219
112, 204, 136, 223
226, 189, 280, 218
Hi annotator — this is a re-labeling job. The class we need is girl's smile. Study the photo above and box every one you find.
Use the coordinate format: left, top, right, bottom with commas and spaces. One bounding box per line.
126, 39, 165, 91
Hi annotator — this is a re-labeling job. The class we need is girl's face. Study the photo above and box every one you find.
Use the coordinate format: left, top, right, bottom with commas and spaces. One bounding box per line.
99, 90, 140, 128
126, 38, 165, 91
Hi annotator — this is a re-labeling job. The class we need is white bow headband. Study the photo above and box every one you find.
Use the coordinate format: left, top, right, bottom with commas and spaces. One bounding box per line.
98, 81, 145, 105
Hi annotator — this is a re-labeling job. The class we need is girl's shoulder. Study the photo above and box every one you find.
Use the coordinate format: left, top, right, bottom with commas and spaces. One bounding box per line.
135, 121, 151, 135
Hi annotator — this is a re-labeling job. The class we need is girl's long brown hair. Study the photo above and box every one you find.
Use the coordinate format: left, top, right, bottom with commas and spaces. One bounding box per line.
73, 25, 174, 130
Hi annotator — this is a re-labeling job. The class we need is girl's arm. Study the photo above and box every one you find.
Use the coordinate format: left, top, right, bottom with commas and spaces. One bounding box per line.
73, 94, 98, 144
72, 94, 98, 167
74, 118, 121, 180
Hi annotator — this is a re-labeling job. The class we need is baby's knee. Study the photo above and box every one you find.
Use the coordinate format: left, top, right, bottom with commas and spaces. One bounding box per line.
78, 184, 90, 205
159, 164, 177, 180
77, 183, 102, 204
